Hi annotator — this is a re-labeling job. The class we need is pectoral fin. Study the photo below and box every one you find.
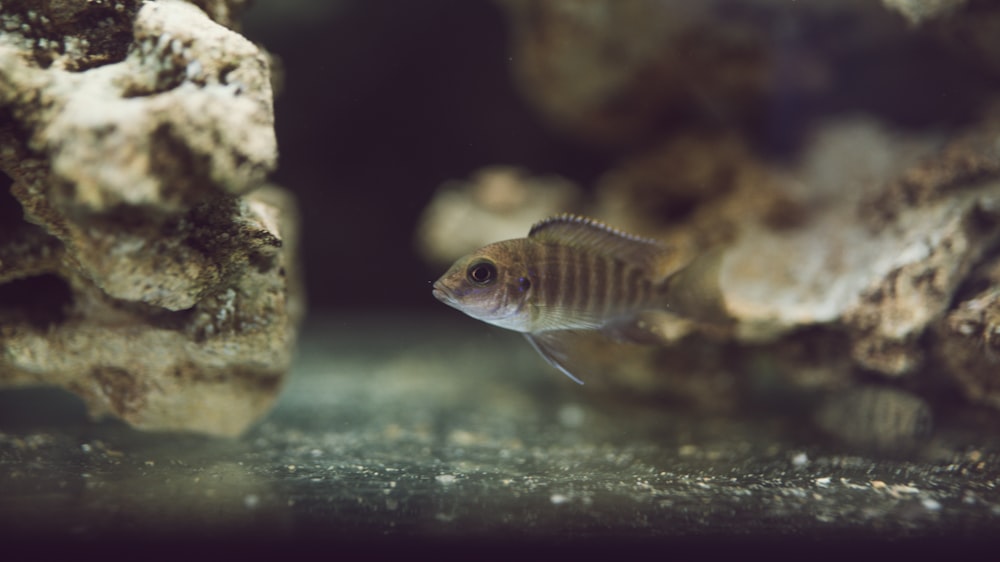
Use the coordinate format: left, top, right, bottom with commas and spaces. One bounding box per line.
524, 331, 591, 385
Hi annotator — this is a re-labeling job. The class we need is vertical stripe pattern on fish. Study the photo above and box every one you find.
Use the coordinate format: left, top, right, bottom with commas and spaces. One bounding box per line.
431, 214, 728, 383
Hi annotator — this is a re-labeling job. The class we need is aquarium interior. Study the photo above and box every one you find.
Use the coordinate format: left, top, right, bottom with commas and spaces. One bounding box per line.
2, 0, 1000, 549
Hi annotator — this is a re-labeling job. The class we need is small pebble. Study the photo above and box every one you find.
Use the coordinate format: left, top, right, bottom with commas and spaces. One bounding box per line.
791, 452, 808, 467
678, 444, 697, 456
557, 405, 585, 428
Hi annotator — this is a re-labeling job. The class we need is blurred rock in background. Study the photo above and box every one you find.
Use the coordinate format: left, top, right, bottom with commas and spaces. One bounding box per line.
416, 0, 1000, 451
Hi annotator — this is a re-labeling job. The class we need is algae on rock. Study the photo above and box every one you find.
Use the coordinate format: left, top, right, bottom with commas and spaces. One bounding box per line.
0, 0, 302, 436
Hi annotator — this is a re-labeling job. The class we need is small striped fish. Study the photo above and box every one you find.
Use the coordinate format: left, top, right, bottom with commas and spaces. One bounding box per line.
432, 214, 728, 383
814, 387, 932, 453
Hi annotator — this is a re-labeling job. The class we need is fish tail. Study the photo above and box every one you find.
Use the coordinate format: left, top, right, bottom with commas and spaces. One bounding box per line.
658, 247, 731, 325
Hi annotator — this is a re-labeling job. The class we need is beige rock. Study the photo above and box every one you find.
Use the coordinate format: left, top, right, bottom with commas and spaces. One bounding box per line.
0, 0, 301, 435
496, 0, 694, 143
497, 0, 1000, 146
415, 166, 582, 266
496, 0, 841, 145
882, 0, 968, 25
937, 258, 1000, 410
594, 115, 1000, 381
719, 118, 1000, 375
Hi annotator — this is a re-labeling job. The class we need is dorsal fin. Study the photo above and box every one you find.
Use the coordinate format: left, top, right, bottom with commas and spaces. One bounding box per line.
528, 213, 668, 269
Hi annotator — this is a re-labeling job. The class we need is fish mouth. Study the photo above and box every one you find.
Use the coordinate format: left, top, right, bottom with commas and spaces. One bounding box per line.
431, 281, 456, 305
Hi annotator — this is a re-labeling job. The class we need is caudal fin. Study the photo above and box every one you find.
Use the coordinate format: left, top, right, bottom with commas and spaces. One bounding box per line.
661, 247, 732, 325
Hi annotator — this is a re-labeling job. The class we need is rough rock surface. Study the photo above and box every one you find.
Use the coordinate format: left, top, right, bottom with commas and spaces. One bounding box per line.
721, 116, 1000, 373
0, 0, 302, 435
882, 0, 968, 25
419, 0, 1000, 448
416, 166, 581, 266
495, 0, 850, 145
937, 257, 1000, 410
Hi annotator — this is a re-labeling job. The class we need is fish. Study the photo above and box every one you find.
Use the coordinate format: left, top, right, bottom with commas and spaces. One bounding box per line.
431, 213, 729, 384
814, 387, 932, 453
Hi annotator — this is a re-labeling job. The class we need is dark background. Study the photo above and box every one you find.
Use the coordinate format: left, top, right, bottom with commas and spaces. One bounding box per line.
242, 0, 613, 313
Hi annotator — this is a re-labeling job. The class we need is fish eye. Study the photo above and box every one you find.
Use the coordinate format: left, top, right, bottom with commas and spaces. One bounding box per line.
466, 261, 497, 285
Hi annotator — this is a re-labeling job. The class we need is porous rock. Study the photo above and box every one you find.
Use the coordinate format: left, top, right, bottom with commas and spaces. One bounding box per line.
497, 0, 1000, 148
882, 0, 968, 25
416, 166, 582, 266
0, 0, 302, 436
611, 114, 1000, 399
496, 0, 694, 144
495, 0, 865, 145
720, 116, 1000, 374
936, 257, 1000, 410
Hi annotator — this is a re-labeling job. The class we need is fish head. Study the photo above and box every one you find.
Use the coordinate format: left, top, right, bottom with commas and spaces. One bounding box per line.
432, 240, 533, 332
